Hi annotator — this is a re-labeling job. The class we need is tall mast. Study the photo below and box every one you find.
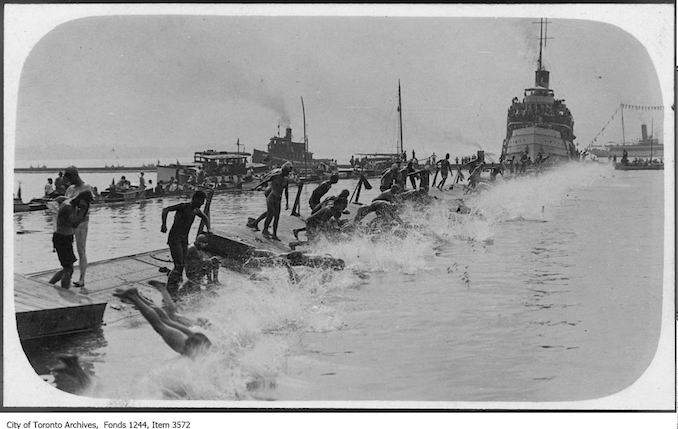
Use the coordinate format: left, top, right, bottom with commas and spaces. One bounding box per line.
538, 18, 544, 71
398, 80, 403, 155
533, 18, 552, 88
301, 96, 307, 177
649, 118, 654, 160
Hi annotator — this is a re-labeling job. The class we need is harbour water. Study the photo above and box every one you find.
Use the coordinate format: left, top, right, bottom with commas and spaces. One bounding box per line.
11, 161, 665, 403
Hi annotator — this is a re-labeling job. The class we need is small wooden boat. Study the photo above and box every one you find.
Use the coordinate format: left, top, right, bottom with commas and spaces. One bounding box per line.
99, 186, 147, 202
14, 197, 30, 213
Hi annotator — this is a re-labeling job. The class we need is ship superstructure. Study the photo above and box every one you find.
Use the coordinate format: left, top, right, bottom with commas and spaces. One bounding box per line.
501, 19, 576, 163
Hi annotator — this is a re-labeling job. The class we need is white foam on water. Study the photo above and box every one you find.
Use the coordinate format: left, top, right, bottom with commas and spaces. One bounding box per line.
467, 162, 610, 224
88, 163, 615, 401
123, 264, 358, 400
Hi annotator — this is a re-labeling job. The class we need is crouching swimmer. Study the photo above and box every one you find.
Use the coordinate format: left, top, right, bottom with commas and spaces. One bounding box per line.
353, 200, 404, 225
290, 205, 345, 250
398, 188, 435, 205
179, 233, 221, 295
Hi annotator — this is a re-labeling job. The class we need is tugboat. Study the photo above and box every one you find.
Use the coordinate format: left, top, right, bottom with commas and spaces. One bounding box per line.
253, 125, 337, 181
501, 19, 577, 165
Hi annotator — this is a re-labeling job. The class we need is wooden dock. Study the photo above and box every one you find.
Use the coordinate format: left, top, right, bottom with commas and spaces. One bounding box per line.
14, 210, 334, 343
21, 249, 183, 335
208, 213, 307, 258
14, 274, 107, 341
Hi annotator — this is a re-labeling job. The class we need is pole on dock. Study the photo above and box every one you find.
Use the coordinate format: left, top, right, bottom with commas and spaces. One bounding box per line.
291, 182, 303, 217
353, 179, 363, 205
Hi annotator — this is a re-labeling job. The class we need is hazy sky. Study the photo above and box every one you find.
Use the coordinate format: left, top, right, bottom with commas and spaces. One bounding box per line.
12, 10, 667, 162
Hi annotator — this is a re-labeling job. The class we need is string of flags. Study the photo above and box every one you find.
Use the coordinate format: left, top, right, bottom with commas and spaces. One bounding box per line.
590, 105, 621, 145
590, 103, 663, 146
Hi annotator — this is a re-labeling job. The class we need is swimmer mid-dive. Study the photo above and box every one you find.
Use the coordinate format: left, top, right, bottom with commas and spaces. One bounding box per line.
146, 279, 210, 328
353, 200, 405, 226
114, 287, 211, 358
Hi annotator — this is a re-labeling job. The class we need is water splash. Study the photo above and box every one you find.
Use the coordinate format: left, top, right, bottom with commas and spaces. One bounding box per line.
116, 264, 357, 400
468, 162, 609, 224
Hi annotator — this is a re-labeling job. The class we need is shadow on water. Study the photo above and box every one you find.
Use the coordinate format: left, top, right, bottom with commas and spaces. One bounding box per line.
21, 329, 107, 374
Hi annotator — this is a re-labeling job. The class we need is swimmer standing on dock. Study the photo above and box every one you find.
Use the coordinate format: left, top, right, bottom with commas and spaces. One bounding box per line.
161, 190, 210, 296
261, 162, 293, 241
435, 154, 453, 190
64, 166, 92, 288
48, 190, 94, 289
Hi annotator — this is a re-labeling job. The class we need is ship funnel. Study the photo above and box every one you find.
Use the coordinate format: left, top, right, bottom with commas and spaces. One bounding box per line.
285, 127, 292, 140
535, 69, 550, 88
641, 124, 648, 141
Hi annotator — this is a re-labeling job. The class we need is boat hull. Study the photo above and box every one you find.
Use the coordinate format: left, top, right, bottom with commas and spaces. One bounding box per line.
614, 163, 664, 170
504, 126, 574, 161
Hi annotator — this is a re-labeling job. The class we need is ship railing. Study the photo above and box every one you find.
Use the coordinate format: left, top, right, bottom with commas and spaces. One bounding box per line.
507, 121, 573, 131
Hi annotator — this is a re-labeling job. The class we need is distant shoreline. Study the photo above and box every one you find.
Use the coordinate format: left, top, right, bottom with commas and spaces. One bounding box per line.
14, 166, 157, 174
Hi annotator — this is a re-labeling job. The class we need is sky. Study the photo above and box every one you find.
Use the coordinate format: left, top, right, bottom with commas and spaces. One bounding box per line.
10, 7, 669, 163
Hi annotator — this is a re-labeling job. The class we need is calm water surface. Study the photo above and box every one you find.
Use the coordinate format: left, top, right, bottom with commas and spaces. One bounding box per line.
11, 162, 664, 402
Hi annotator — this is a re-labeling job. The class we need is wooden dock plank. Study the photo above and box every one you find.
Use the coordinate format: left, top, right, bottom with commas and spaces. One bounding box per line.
14, 275, 98, 311
14, 274, 107, 340
219, 212, 307, 255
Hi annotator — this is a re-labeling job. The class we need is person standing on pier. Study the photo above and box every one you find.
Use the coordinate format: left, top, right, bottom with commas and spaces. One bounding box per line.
262, 162, 293, 240
138, 171, 146, 196
406, 160, 418, 190
161, 190, 210, 295
54, 171, 67, 195
380, 164, 400, 192
64, 166, 93, 289
436, 154, 453, 190
49, 190, 94, 289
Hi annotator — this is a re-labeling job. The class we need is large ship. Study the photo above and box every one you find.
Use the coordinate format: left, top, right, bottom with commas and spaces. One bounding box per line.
501, 19, 577, 163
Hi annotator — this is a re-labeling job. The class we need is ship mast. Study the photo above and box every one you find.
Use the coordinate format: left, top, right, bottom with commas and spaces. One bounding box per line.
533, 18, 552, 88
538, 18, 544, 71
649, 117, 654, 160
398, 80, 404, 155
620, 102, 626, 145
301, 96, 307, 178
